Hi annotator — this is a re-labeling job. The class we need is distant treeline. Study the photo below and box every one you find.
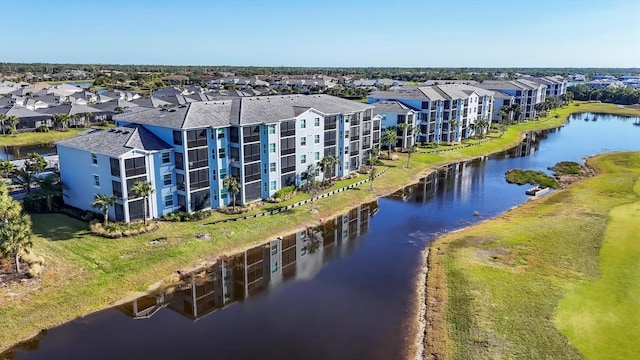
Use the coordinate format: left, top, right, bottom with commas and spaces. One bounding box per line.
2, 62, 639, 82
568, 84, 640, 105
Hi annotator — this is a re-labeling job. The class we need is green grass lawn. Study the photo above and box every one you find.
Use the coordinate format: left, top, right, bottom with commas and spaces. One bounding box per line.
1, 101, 639, 352
425, 152, 640, 359
0, 129, 85, 146
555, 169, 640, 359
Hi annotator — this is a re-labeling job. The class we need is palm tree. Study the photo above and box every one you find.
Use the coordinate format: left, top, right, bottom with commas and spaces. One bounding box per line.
381, 127, 398, 158
0, 159, 14, 179
319, 155, 338, 183
0, 213, 33, 273
406, 145, 418, 168
83, 112, 92, 127
13, 168, 35, 195
303, 165, 320, 212
449, 119, 460, 142
8, 116, 19, 135
397, 123, 409, 149
0, 114, 6, 135
369, 166, 377, 191
52, 114, 69, 131
35, 174, 64, 211
474, 118, 490, 138
409, 124, 422, 147
131, 181, 154, 225
223, 176, 240, 210
91, 194, 118, 225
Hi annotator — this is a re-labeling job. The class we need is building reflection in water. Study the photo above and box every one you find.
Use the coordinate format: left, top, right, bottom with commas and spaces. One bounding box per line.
118, 201, 379, 322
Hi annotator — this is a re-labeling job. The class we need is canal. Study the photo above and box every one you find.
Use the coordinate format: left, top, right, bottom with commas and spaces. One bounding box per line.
4, 112, 640, 359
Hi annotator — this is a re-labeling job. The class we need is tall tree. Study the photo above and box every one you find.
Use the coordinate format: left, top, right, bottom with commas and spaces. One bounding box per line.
406, 145, 418, 168
52, 114, 69, 131
303, 165, 320, 212
0, 183, 32, 273
0, 159, 15, 179
131, 181, 154, 225
381, 126, 398, 158
24, 153, 47, 174
474, 118, 490, 138
397, 122, 409, 149
319, 155, 338, 182
13, 168, 35, 195
35, 173, 64, 211
91, 194, 118, 225
0, 113, 6, 135
223, 176, 240, 210
369, 166, 377, 191
0, 213, 32, 273
8, 116, 19, 135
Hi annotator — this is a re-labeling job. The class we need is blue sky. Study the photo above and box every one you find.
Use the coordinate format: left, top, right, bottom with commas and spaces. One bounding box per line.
1, 0, 638, 67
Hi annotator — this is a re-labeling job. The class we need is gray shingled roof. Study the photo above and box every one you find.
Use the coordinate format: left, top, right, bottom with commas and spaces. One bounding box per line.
116, 94, 372, 129
1, 105, 51, 118
372, 100, 418, 114
55, 125, 171, 157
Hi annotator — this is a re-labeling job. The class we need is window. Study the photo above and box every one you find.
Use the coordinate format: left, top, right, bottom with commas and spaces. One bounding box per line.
301, 154, 306, 164
217, 128, 225, 139
91, 153, 97, 165
93, 174, 100, 187
269, 162, 276, 172
268, 125, 276, 134
163, 174, 172, 186
314, 118, 320, 127
300, 119, 306, 128
219, 168, 227, 179
345, 130, 349, 138
218, 148, 226, 158
211, 148, 216, 159
125, 157, 146, 177
270, 181, 277, 191
271, 245, 278, 255
110, 158, 120, 176
271, 262, 278, 273
314, 152, 320, 161
161, 152, 171, 164
314, 134, 320, 144
269, 143, 276, 153
164, 194, 174, 207
301, 137, 307, 146
172, 130, 182, 145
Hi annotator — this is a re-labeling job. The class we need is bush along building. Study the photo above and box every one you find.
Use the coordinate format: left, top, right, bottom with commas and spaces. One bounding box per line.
56, 94, 382, 222
368, 84, 494, 144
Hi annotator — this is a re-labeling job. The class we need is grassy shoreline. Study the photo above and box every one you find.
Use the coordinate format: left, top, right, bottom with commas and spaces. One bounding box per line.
423, 151, 640, 359
1, 101, 639, 353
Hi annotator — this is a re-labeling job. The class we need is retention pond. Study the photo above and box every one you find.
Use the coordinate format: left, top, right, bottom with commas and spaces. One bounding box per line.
4, 112, 640, 359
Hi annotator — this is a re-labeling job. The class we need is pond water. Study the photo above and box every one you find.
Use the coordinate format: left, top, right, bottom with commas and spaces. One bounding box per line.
0, 143, 56, 160
4, 112, 640, 359
65, 81, 94, 88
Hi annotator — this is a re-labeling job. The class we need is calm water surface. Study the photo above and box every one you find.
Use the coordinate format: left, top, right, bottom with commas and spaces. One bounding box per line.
0, 143, 56, 160
4, 113, 640, 360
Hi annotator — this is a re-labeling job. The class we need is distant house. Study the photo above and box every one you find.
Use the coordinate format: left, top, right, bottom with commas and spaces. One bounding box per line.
162, 75, 189, 85
38, 103, 106, 126
0, 105, 52, 131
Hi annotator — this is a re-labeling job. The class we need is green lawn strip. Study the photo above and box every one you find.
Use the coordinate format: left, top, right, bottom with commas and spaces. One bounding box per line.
0, 129, 85, 147
427, 152, 640, 359
555, 168, 640, 360
1, 102, 640, 352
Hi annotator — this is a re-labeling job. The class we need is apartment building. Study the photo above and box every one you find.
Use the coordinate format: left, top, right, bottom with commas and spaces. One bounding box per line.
56, 94, 381, 222
527, 76, 568, 97
476, 79, 546, 120
368, 84, 494, 144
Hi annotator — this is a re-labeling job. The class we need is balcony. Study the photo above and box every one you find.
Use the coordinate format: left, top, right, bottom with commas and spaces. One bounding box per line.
187, 139, 208, 148
281, 130, 295, 137
351, 119, 360, 126
362, 129, 371, 136
324, 139, 336, 146
281, 148, 295, 156
363, 116, 371, 122
350, 150, 360, 156
189, 160, 209, 169
350, 135, 360, 141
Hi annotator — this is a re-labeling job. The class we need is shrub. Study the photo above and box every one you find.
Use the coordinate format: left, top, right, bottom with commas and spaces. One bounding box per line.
274, 185, 296, 200
35, 125, 50, 132
90, 220, 158, 238
162, 210, 211, 222
505, 169, 560, 188
27, 263, 43, 278
549, 161, 582, 176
